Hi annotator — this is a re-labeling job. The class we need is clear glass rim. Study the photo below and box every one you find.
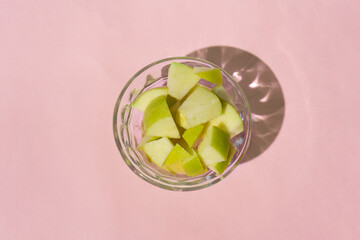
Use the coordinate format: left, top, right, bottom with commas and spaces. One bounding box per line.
113, 56, 252, 191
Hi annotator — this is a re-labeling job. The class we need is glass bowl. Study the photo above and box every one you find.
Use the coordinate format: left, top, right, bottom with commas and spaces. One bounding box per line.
113, 57, 252, 191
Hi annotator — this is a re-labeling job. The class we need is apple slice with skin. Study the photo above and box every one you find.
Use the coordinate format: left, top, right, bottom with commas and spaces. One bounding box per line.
194, 67, 223, 85
143, 96, 180, 138
182, 124, 204, 147
183, 147, 207, 176
143, 137, 174, 167
167, 62, 200, 100
136, 136, 160, 150
176, 86, 222, 129
163, 144, 189, 174
131, 87, 168, 112
209, 101, 244, 137
169, 84, 201, 117
212, 85, 234, 105
178, 139, 207, 176
197, 126, 230, 165
208, 144, 235, 175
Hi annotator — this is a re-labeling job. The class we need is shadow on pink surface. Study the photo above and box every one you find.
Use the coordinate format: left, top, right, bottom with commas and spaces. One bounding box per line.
187, 46, 285, 162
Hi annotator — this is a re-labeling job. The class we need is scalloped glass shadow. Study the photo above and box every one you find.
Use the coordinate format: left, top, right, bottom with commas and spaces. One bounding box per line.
187, 46, 285, 162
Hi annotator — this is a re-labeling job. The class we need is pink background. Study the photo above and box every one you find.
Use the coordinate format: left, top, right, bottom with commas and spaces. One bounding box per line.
1, 0, 360, 239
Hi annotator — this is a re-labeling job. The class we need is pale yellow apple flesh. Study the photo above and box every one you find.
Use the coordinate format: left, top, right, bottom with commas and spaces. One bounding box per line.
167, 62, 200, 100
194, 67, 223, 85
169, 84, 200, 116
143, 137, 174, 167
131, 87, 168, 112
136, 136, 160, 150
176, 86, 222, 129
143, 96, 180, 138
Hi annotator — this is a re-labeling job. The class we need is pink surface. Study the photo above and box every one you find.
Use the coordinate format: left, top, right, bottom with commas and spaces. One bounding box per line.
1, 0, 360, 239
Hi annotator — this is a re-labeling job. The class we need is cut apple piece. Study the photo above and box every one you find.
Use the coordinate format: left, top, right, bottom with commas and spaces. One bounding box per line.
169, 84, 200, 116
197, 126, 230, 165
176, 86, 222, 129
208, 144, 235, 175
183, 147, 206, 176
212, 85, 234, 105
194, 67, 223, 85
136, 136, 160, 150
131, 87, 168, 112
143, 137, 174, 167
143, 96, 180, 138
163, 144, 189, 174
209, 101, 244, 137
182, 124, 204, 147
167, 62, 200, 100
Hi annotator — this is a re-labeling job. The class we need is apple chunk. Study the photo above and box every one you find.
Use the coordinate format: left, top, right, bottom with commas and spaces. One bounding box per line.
167, 62, 200, 100
197, 126, 230, 165
212, 85, 234, 105
163, 144, 189, 174
143, 137, 174, 167
176, 86, 222, 129
131, 87, 168, 112
182, 124, 204, 147
194, 67, 222, 85
182, 147, 206, 176
209, 101, 244, 137
208, 144, 235, 175
136, 136, 160, 150
143, 96, 180, 138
